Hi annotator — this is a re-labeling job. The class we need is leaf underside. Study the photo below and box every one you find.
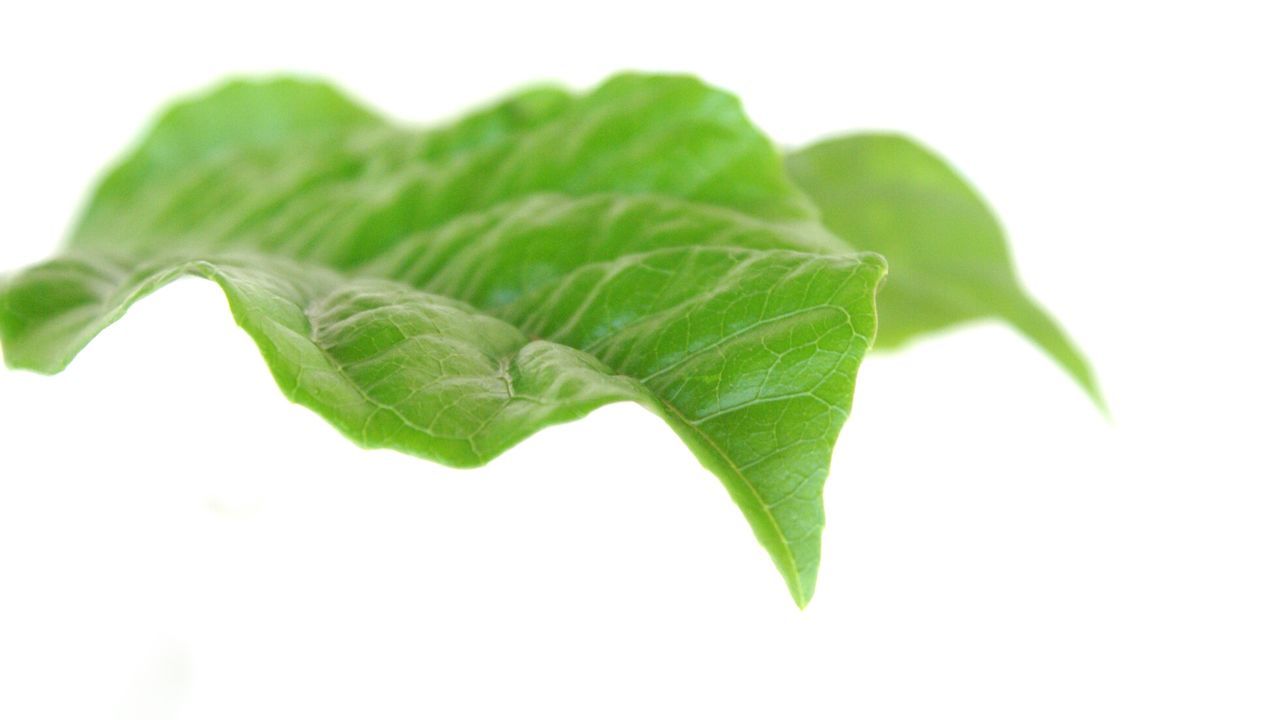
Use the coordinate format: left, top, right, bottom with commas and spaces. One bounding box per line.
0, 73, 1095, 606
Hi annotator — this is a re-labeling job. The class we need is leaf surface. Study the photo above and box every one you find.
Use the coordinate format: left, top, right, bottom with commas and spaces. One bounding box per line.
786, 134, 1102, 407
0, 74, 884, 606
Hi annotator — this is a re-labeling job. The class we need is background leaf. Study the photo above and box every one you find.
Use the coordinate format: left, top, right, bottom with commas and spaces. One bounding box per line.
787, 134, 1103, 408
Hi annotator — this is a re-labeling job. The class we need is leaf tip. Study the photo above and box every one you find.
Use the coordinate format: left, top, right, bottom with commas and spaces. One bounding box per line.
790, 581, 815, 610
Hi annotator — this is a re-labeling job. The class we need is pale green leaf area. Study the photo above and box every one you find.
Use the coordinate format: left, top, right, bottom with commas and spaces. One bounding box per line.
0, 73, 1093, 606
786, 134, 1103, 409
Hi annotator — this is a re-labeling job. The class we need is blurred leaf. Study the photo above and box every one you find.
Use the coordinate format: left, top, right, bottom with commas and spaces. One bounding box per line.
787, 134, 1102, 408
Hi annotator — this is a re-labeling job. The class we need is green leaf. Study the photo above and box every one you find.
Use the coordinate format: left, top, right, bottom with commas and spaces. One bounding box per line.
0, 74, 884, 607
786, 134, 1103, 408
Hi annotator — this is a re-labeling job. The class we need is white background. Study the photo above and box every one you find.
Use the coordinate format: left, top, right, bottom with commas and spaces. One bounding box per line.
1, 1, 1277, 717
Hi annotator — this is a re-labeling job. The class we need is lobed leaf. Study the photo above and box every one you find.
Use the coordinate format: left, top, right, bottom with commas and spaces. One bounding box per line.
1, 74, 882, 606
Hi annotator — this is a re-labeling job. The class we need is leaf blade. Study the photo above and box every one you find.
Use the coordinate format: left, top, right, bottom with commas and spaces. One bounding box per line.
1, 75, 885, 605
786, 133, 1103, 408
